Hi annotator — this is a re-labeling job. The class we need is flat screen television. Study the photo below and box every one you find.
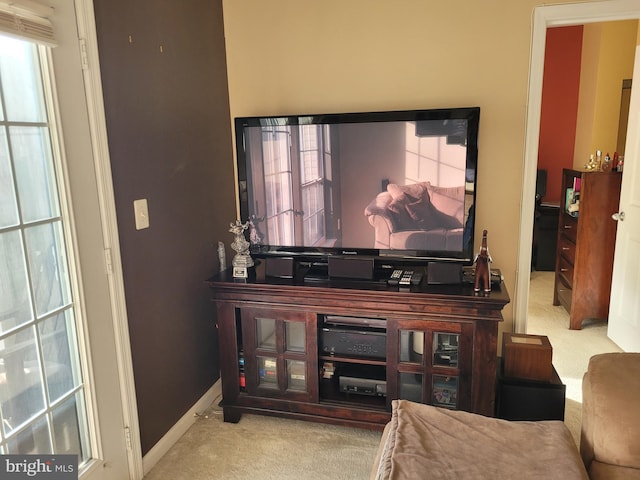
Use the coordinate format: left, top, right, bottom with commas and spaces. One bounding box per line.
235, 107, 480, 270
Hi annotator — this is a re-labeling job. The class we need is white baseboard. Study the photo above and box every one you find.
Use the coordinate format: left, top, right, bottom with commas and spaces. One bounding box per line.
142, 379, 222, 475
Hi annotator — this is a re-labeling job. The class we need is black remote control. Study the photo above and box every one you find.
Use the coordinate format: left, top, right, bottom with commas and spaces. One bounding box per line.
388, 269, 403, 286
399, 270, 413, 286
410, 272, 424, 286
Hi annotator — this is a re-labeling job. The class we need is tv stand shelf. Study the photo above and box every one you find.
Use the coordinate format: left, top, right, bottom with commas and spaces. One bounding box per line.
207, 262, 509, 428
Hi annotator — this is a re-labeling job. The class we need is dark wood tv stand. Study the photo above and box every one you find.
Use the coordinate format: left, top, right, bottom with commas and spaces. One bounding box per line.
207, 262, 509, 429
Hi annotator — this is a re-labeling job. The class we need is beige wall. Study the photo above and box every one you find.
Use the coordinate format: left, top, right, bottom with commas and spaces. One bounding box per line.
221, 0, 603, 332
574, 20, 638, 168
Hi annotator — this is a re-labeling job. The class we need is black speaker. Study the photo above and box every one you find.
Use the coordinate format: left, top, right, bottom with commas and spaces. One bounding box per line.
427, 262, 462, 285
328, 256, 375, 280
265, 257, 295, 278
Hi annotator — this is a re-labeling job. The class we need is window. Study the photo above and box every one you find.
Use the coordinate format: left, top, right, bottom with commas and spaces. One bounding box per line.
299, 125, 326, 246
0, 34, 90, 460
257, 125, 333, 247
262, 126, 295, 245
404, 122, 466, 187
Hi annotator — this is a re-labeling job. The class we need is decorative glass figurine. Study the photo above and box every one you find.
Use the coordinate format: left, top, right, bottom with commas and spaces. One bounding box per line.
229, 219, 254, 278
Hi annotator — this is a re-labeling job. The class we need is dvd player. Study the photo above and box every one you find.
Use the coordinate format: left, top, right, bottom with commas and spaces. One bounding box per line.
337, 363, 387, 397
339, 376, 387, 397
324, 315, 387, 329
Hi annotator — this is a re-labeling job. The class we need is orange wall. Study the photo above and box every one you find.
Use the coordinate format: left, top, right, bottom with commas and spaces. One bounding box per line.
538, 26, 583, 204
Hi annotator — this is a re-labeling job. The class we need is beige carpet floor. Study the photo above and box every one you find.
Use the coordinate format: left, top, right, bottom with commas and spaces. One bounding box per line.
142, 404, 382, 480
143, 270, 622, 479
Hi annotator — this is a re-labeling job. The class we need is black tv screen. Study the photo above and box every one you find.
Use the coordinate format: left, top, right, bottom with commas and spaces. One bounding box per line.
235, 107, 480, 265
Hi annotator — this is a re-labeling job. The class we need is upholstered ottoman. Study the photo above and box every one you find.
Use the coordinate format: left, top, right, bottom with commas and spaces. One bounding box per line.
371, 400, 587, 480
581, 352, 640, 479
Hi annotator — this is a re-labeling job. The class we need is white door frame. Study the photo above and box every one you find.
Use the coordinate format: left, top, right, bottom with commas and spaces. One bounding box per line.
74, 1, 143, 478
515, 0, 640, 334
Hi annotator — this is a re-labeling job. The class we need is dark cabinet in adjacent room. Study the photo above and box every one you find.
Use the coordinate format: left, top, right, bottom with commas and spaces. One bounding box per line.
533, 204, 559, 271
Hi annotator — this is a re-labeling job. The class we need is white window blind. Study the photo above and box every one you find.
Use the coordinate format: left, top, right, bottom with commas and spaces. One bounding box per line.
0, 0, 55, 46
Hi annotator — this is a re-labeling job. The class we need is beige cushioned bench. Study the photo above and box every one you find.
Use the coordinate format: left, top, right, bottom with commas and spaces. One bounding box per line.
371, 400, 587, 480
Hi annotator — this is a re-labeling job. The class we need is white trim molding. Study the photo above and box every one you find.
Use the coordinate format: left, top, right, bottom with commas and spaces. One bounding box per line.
142, 382, 222, 475
74, 0, 144, 478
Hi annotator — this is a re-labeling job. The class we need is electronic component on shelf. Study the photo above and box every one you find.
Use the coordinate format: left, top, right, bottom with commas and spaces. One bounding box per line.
321, 327, 386, 359
462, 267, 502, 285
324, 315, 386, 329
337, 363, 387, 397
339, 376, 387, 397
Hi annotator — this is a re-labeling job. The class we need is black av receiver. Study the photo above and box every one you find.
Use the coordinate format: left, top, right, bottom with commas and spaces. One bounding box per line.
320, 315, 386, 359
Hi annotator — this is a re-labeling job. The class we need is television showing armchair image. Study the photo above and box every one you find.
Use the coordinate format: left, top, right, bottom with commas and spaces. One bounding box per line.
365, 181, 469, 252
235, 107, 479, 265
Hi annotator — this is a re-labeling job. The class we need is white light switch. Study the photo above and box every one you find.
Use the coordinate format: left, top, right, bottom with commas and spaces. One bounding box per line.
133, 199, 150, 230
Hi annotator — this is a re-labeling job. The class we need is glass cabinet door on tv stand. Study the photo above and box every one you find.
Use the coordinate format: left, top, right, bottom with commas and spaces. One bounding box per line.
239, 306, 318, 402
387, 319, 473, 412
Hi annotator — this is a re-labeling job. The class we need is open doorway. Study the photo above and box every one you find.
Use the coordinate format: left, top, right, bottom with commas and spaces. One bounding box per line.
515, 1, 640, 443
527, 20, 636, 336
515, 0, 640, 338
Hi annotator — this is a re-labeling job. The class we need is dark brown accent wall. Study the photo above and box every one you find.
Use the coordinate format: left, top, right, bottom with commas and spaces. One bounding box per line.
92, 0, 235, 454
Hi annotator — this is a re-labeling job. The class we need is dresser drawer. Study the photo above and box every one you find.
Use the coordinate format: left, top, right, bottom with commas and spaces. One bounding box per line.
555, 277, 573, 313
560, 214, 578, 243
557, 255, 574, 287
558, 235, 576, 265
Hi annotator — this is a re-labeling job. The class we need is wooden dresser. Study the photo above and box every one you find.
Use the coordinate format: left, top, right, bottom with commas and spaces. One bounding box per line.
553, 168, 622, 330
